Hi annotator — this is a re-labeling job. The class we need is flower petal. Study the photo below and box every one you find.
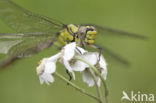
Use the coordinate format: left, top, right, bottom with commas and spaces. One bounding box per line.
99, 55, 107, 80
71, 60, 87, 71
81, 52, 98, 66
37, 57, 57, 85
99, 55, 107, 70
72, 52, 99, 72
39, 73, 54, 85
63, 59, 75, 80
63, 42, 76, 61
45, 62, 56, 74
39, 76, 44, 85
101, 69, 107, 80
82, 69, 95, 87
36, 58, 48, 75
48, 52, 61, 62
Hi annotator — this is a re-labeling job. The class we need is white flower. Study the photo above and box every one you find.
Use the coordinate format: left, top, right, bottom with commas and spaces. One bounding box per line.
60, 42, 87, 80
36, 42, 107, 86
36, 42, 87, 84
71, 52, 107, 87
36, 53, 61, 85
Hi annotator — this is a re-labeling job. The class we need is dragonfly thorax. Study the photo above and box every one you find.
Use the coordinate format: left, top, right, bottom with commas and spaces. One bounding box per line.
57, 24, 98, 47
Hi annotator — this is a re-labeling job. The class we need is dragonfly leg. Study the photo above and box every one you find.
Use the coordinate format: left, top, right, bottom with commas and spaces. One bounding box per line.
66, 69, 72, 85
90, 44, 102, 61
96, 44, 130, 66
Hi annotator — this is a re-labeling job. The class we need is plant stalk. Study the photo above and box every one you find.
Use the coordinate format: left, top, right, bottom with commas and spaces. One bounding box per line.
75, 56, 109, 103
55, 72, 101, 102
88, 68, 104, 103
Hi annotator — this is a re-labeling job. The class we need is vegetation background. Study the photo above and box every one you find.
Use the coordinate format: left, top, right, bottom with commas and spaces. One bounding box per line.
0, 0, 155, 103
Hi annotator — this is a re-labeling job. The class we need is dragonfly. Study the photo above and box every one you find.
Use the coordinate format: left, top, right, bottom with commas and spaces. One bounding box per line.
0, 0, 147, 70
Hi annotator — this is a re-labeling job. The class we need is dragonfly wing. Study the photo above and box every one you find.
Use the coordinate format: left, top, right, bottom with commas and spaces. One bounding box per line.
0, 36, 56, 69
82, 24, 147, 39
0, 40, 22, 54
81, 24, 147, 65
102, 46, 130, 66
0, 33, 23, 54
95, 43, 130, 66
0, 55, 17, 69
0, 0, 64, 34
0, 0, 63, 68
0, 35, 23, 68
8, 37, 55, 57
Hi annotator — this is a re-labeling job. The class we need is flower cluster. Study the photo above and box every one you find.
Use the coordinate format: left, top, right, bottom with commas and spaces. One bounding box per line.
36, 42, 107, 87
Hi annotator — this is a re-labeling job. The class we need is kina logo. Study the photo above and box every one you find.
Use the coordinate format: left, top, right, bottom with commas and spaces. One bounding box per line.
121, 91, 155, 102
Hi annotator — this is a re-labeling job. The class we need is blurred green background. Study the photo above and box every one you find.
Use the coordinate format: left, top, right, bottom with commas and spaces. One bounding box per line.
0, 0, 156, 103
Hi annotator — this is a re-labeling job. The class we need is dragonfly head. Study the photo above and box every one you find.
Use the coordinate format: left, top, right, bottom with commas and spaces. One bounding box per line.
78, 26, 98, 45
64, 24, 97, 46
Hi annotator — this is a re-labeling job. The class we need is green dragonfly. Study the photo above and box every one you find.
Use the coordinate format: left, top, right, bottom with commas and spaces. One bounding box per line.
0, 0, 147, 69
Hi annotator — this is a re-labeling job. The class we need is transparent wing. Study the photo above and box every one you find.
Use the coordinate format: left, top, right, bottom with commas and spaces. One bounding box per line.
0, 33, 23, 54
82, 24, 148, 39
0, 33, 24, 39
0, 39, 22, 54
7, 37, 55, 57
86, 43, 130, 66
0, 0, 62, 68
0, 33, 56, 57
101, 46, 130, 66
81, 24, 147, 65
0, 0, 64, 34
0, 33, 56, 69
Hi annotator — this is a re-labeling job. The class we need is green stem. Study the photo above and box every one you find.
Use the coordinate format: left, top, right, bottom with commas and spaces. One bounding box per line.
75, 56, 109, 103
54, 72, 101, 102
88, 68, 103, 103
